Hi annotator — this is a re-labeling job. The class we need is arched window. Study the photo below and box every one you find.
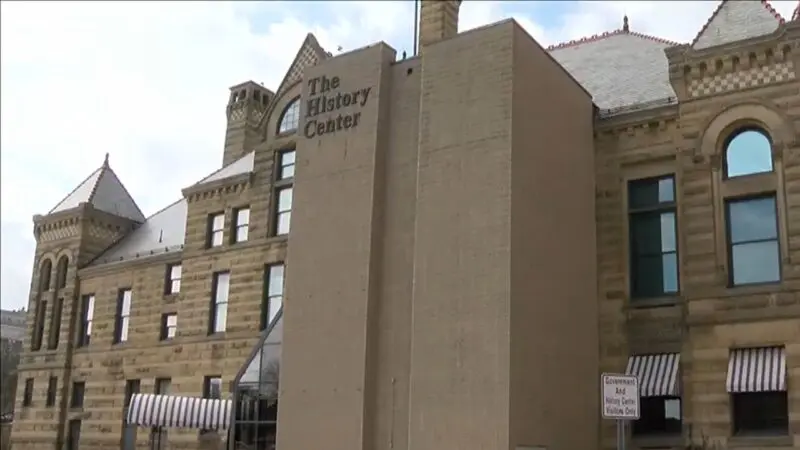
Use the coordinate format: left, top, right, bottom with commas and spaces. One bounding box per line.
724, 128, 773, 178
39, 259, 53, 292
277, 97, 301, 135
56, 256, 69, 289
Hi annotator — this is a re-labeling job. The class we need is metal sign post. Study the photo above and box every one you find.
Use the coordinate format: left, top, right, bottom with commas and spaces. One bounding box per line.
601, 373, 639, 450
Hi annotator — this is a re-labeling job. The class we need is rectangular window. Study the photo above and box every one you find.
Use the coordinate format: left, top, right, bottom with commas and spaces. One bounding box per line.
274, 186, 293, 236
207, 213, 225, 248
67, 419, 82, 450
46, 376, 58, 407
209, 272, 230, 334
125, 379, 141, 408
261, 263, 285, 330
47, 297, 63, 349
726, 195, 780, 286
278, 149, 296, 180
160, 313, 178, 341
632, 397, 681, 436
628, 176, 679, 299
733, 391, 788, 435
22, 378, 33, 407
154, 378, 172, 395
31, 300, 47, 351
232, 207, 250, 243
165, 264, 182, 295
70, 381, 85, 408
77, 294, 95, 347
114, 289, 132, 344
203, 376, 222, 399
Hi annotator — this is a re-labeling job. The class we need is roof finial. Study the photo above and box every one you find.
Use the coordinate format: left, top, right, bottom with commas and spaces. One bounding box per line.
103, 152, 109, 168
623, 15, 629, 32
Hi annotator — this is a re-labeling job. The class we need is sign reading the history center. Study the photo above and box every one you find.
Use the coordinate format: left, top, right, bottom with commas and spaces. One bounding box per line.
601, 373, 640, 420
304, 75, 371, 139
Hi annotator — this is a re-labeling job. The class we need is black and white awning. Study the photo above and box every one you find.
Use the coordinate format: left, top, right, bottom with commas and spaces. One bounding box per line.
126, 393, 232, 430
625, 353, 681, 397
726, 346, 787, 393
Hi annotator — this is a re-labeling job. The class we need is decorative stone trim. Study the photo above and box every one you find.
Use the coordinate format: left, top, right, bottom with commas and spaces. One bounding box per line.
182, 173, 253, 203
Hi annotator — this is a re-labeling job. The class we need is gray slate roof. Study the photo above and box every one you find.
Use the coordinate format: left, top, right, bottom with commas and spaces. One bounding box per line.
692, 0, 783, 50
64, 1, 790, 268
49, 156, 145, 222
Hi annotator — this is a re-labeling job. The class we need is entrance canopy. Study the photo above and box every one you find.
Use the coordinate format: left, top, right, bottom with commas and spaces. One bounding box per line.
126, 393, 232, 431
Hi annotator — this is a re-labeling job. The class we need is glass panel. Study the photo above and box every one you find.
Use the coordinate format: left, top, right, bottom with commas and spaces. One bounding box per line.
268, 265, 284, 297
277, 212, 291, 236
633, 253, 678, 298
214, 303, 228, 333
726, 130, 773, 178
167, 315, 177, 327
629, 176, 674, 210
238, 209, 250, 225
728, 197, 778, 244
120, 317, 130, 342
121, 293, 131, 316
171, 265, 182, 280
631, 213, 673, 255
212, 230, 224, 247
731, 241, 780, 285
278, 187, 293, 212
279, 100, 300, 133
171, 279, 181, 293
282, 150, 296, 166
237, 226, 249, 242
86, 296, 95, 320
213, 214, 225, 231
216, 273, 230, 303
268, 297, 282, 325
240, 314, 283, 384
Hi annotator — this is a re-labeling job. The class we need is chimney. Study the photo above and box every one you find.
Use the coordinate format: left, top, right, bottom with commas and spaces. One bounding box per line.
223, 81, 274, 167
418, 0, 462, 52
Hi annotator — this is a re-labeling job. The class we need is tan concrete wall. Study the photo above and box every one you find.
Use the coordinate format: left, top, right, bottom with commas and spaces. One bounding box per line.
508, 23, 598, 450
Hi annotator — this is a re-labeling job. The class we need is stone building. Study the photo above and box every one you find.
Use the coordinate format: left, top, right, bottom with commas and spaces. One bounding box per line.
11, 0, 800, 449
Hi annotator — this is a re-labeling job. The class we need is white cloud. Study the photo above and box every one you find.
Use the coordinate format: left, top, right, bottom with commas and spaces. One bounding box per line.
1, 1, 797, 310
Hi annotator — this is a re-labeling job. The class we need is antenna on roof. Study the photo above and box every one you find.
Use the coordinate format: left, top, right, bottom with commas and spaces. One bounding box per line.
158, 229, 163, 243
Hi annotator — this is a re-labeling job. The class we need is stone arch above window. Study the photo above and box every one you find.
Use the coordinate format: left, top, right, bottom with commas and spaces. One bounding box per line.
277, 97, 301, 135
55, 255, 69, 289
699, 101, 793, 163
723, 128, 774, 178
39, 259, 53, 292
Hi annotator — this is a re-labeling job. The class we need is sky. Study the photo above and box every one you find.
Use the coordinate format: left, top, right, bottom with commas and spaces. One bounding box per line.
1, 0, 798, 311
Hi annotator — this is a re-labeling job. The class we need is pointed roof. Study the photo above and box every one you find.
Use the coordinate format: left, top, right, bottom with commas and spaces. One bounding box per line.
48, 153, 145, 222
194, 151, 255, 186
793, 0, 799, 21
547, 22, 679, 112
691, 0, 784, 50
275, 33, 329, 95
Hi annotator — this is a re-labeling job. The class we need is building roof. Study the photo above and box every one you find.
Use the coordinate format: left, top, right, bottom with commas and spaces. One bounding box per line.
66, 3, 789, 268
48, 154, 146, 222
691, 0, 784, 50
549, 30, 678, 112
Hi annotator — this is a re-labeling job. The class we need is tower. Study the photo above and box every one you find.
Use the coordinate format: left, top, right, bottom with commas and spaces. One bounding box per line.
12, 155, 143, 450
418, 0, 462, 51
223, 81, 274, 167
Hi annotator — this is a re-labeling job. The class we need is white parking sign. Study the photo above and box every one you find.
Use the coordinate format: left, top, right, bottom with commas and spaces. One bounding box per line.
601, 373, 640, 420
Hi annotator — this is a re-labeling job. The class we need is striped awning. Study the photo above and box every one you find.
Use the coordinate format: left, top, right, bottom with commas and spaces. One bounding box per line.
625, 353, 681, 397
126, 393, 232, 430
726, 346, 787, 393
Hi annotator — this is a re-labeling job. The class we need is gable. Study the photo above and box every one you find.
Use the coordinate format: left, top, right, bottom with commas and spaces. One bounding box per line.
47, 159, 145, 222
692, 0, 784, 50
275, 33, 329, 95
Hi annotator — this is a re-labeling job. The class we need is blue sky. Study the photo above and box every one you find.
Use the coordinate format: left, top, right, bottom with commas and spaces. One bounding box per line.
1, 0, 798, 310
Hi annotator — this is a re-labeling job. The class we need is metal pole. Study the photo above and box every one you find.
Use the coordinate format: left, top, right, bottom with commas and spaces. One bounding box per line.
616, 420, 622, 450
413, 0, 419, 55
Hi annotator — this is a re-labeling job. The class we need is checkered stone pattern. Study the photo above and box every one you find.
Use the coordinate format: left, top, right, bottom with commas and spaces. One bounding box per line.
87, 223, 124, 242
228, 105, 247, 121
689, 61, 796, 98
39, 224, 79, 242
278, 43, 320, 94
